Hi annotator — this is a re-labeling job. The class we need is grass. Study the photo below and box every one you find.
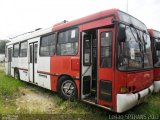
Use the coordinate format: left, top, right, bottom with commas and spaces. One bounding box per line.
0, 70, 25, 114
0, 68, 160, 120
0, 63, 4, 71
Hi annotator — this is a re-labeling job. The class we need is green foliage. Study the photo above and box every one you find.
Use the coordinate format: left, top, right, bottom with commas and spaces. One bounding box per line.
0, 71, 24, 96
0, 70, 25, 114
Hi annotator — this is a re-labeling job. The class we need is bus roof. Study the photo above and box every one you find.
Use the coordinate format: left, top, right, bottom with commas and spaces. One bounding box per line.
6, 27, 52, 46
52, 8, 147, 32
52, 9, 118, 32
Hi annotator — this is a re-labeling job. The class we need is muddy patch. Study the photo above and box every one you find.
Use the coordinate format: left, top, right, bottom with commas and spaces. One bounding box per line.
16, 87, 55, 113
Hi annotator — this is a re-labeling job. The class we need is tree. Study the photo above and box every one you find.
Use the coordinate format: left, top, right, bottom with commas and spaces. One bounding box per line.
0, 40, 10, 54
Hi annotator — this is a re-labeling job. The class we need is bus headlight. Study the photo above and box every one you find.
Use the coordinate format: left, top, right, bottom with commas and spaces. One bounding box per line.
120, 86, 129, 93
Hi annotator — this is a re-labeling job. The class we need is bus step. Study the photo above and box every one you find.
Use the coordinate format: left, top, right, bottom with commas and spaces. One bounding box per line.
84, 96, 97, 104
92, 78, 97, 81
91, 88, 97, 97
91, 88, 96, 92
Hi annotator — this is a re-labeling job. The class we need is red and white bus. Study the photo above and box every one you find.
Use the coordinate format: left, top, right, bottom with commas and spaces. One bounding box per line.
148, 29, 160, 92
5, 9, 153, 113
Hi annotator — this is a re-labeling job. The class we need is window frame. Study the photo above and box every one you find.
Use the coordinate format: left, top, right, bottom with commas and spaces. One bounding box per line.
34, 43, 38, 63
29, 44, 33, 63
39, 33, 56, 57
83, 35, 91, 66
13, 42, 20, 57
56, 28, 79, 56
19, 40, 28, 57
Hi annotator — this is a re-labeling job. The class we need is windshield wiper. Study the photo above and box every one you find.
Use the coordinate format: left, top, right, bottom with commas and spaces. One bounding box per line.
134, 28, 145, 68
142, 31, 147, 53
129, 24, 142, 52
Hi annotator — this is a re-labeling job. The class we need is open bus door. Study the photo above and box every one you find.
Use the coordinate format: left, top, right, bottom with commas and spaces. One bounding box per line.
81, 28, 114, 108
97, 28, 114, 107
81, 32, 92, 99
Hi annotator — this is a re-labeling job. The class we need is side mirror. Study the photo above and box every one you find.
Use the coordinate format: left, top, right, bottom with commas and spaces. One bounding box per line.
156, 42, 160, 50
118, 25, 126, 42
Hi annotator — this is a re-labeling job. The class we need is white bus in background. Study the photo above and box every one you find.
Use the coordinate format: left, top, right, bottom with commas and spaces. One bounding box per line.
5, 27, 52, 90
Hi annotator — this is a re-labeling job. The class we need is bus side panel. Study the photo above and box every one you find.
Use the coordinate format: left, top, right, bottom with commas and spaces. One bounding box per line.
12, 57, 19, 76
50, 75, 58, 92
50, 56, 80, 76
19, 57, 28, 82
75, 79, 80, 98
50, 56, 80, 96
154, 68, 160, 80
37, 56, 51, 90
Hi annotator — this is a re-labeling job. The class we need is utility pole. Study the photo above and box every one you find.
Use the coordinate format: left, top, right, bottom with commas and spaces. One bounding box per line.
126, 0, 128, 13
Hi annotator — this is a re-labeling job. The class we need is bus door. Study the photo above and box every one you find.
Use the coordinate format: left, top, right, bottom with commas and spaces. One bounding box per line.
8, 47, 12, 75
97, 28, 114, 107
29, 42, 38, 83
81, 32, 92, 99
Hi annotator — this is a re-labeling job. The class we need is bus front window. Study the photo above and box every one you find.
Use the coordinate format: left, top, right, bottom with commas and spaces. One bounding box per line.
118, 24, 153, 71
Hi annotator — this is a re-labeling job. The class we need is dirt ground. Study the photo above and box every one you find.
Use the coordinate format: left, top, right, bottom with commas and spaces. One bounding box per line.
0, 63, 57, 114
15, 86, 56, 113
0, 63, 75, 114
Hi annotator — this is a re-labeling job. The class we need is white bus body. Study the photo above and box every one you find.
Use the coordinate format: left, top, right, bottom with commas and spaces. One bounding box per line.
5, 27, 53, 90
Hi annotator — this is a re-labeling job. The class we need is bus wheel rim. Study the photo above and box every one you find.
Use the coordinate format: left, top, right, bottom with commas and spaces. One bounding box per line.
61, 80, 75, 97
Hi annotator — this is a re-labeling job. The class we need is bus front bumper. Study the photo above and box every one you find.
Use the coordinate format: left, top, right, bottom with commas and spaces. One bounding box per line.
116, 84, 153, 113
154, 81, 160, 92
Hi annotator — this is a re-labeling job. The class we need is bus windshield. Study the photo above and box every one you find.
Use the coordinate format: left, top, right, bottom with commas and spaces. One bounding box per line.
118, 24, 153, 71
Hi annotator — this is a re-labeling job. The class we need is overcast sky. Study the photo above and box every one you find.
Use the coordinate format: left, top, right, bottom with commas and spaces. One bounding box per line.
0, 0, 159, 40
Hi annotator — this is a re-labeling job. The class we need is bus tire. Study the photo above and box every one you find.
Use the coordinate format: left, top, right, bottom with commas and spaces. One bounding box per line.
57, 76, 77, 101
14, 69, 20, 80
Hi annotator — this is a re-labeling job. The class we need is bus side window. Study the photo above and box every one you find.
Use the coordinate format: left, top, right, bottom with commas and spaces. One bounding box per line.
19, 41, 27, 57
13, 43, 19, 57
40, 33, 56, 56
57, 28, 78, 55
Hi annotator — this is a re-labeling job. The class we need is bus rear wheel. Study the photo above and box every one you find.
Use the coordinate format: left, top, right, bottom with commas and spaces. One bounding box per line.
57, 76, 77, 101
